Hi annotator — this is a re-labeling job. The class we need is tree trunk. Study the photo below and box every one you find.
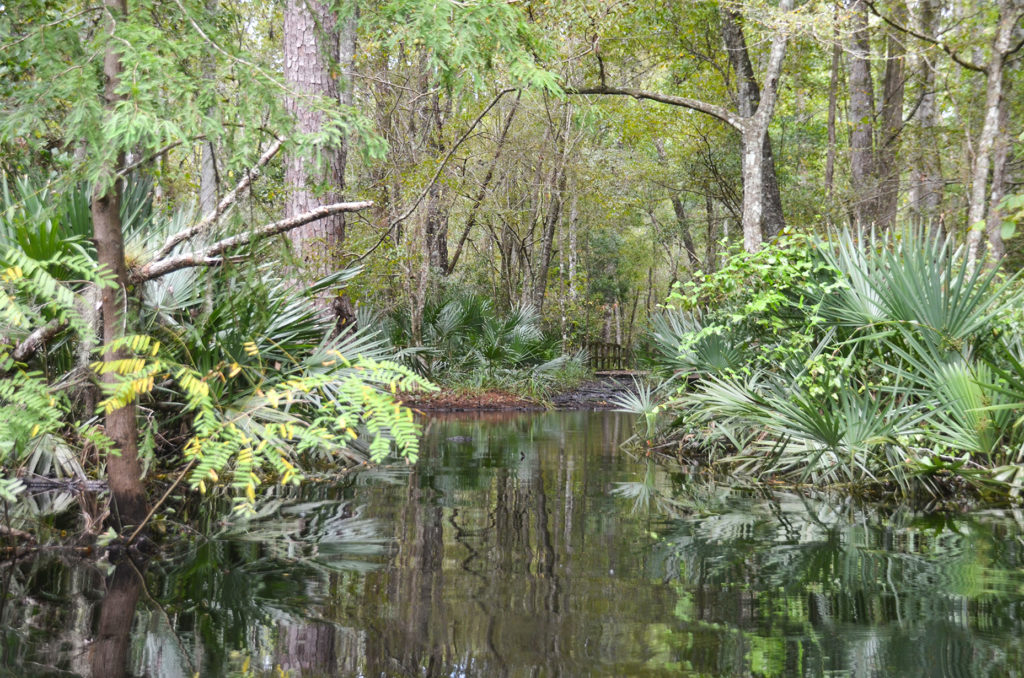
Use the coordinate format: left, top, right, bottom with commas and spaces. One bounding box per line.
876, 22, 906, 230
653, 138, 699, 268
985, 96, 1011, 261
91, 561, 144, 678
909, 0, 942, 235
704, 190, 718, 273
670, 196, 699, 269
425, 182, 449, 273
283, 0, 346, 282
567, 198, 578, 302
93, 0, 148, 531
532, 105, 573, 313
198, 0, 219, 216
825, 13, 841, 202
447, 92, 520, 275
847, 0, 877, 229
966, 0, 1015, 262
740, 127, 766, 251
720, 7, 785, 240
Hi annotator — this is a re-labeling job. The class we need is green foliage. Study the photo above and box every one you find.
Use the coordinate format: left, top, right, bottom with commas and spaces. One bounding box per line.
382, 290, 588, 397
102, 262, 438, 514
650, 227, 1024, 501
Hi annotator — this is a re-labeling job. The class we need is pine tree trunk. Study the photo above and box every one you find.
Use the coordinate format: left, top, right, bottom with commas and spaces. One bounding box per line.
283, 0, 345, 282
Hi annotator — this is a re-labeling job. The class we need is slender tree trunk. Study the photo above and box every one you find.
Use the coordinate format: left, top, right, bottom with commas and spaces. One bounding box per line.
909, 0, 942, 235
447, 91, 520, 275
283, 0, 345, 283
966, 0, 1015, 262
670, 196, 699, 269
825, 14, 840, 203
533, 105, 573, 313
985, 96, 1011, 261
704, 190, 718, 273
876, 23, 906, 229
567, 198, 578, 303
198, 0, 219, 216
654, 138, 699, 268
94, 0, 148, 529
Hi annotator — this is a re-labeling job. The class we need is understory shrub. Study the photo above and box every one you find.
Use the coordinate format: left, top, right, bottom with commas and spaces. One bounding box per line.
1, 174, 434, 528
380, 291, 588, 396
649, 227, 1024, 501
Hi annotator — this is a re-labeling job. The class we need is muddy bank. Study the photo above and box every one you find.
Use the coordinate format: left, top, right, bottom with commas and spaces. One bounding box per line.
404, 376, 641, 413
549, 375, 641, 410
402, 390, 544, 412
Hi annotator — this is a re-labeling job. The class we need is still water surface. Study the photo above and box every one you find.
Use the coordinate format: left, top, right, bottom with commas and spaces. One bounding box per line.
5, 410, 1024, 677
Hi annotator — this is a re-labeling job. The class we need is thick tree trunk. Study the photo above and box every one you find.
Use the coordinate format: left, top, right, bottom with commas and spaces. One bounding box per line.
94, 0, 148, 530
425, 183, 449, 273
847, 0, 877, 229
283, 0, 345, 280
738, 0, 791, 252
91, 561, 144, 678
740, 128, 766, 251
720, 8, 785, 239
966, 0, 1015, 262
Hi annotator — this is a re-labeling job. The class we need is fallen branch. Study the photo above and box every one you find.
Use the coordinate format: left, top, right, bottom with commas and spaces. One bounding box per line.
10, 319, 64, 363
133, 200, 374, 283
153, 137, 285, 260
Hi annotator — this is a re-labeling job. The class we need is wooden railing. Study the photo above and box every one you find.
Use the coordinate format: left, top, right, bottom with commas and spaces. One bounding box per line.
583, 341, 631, 371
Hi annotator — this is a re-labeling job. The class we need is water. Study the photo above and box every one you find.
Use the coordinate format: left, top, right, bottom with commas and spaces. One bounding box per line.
4, 410, 1024, 677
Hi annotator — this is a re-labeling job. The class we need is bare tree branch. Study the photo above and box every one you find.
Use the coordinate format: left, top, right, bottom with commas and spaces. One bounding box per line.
8, 320, 65, 366
153, 137, 285, 260
566, 84, 746, 131
350, 87, 519, 265
133, 200, 373, 283
864, 0, 986, 73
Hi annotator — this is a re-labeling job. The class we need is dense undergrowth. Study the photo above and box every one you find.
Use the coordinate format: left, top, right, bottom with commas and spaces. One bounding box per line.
0, 174, 433, 535
639, 228, 1024, 503
379, 292, 590, 401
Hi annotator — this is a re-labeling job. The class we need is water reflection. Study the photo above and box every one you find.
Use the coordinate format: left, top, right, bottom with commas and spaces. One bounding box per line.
91, 560, 145, 678
3, 411, 1024, 677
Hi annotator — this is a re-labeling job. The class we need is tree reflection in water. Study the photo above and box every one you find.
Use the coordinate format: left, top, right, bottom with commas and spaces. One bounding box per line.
4, 412, 1024, 677
91, 560, 144, 678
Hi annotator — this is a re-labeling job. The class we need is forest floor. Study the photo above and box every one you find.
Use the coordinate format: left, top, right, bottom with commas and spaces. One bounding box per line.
403, 375, 640, 412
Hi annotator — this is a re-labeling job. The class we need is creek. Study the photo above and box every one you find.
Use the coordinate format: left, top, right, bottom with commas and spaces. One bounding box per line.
4, 410, 1024, 677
